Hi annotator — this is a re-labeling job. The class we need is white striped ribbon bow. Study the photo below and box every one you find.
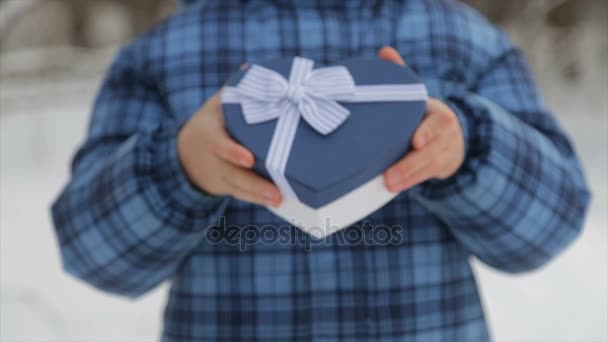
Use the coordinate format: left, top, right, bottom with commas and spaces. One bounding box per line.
222, 57, 428, 200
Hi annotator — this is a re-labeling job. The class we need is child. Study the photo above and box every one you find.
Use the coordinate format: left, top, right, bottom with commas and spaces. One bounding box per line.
52, 0, 590, 340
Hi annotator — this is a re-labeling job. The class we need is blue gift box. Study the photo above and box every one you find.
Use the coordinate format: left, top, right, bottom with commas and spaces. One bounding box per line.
222, 57, 427, 237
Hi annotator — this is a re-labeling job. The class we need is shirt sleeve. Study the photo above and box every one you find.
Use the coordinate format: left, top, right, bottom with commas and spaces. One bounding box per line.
414, 37, 591, 273
51, 45, 229, 298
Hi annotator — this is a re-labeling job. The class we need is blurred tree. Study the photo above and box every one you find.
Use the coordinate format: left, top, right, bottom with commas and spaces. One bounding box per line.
0, 0, 596, 47
462, 0, 604, 82
65, 0, 174, 47
0, 0, 605, 83
0, 0, 175, 48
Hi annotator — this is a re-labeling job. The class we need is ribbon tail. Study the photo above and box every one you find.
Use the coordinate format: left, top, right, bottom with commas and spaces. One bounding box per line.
265, 101, 300, 199
347, 84, 428, 102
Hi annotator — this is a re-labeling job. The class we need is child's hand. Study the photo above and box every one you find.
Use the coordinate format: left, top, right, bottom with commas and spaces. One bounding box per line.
378, 47, 466, 193
178, 91, 283, 207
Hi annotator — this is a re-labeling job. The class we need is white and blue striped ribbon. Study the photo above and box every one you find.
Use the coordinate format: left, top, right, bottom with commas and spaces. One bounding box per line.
222, 57, 428, 201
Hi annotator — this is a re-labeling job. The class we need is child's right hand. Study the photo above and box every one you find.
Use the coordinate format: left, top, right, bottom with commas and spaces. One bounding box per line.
177, 90, 283, 207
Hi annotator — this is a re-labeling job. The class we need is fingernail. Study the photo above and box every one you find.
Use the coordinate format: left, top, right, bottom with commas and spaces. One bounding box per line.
388, 171, 401, 189
268, 199, 282, 208
417, 135, 426, 147
264, 191, 281, 208
263, 189, 278, 201
239, 158, 251, 167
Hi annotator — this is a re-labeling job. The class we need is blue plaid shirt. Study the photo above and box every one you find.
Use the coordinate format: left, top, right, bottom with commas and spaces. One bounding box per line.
52, 0, 591, 340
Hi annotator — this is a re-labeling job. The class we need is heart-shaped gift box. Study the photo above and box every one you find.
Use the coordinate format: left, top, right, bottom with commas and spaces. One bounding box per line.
222, 57, 427, 238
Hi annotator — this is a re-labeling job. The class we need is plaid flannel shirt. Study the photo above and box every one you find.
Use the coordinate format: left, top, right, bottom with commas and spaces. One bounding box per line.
51, 0, 591, 340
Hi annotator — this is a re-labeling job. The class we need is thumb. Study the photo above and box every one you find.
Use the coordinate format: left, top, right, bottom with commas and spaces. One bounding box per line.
378, 46, 406, 66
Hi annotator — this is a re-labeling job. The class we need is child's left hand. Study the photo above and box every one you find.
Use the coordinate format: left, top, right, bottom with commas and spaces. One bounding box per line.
378, 47, 465, 193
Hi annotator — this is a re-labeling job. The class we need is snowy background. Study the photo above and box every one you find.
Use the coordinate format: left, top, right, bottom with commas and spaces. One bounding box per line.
0, 0, 607, 341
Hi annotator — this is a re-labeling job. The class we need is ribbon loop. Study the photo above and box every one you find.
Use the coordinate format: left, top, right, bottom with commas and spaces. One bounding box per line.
235, 57, 355, 134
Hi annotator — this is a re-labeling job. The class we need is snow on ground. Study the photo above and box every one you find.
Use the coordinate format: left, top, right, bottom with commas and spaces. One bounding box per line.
0, 47, 606, 341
